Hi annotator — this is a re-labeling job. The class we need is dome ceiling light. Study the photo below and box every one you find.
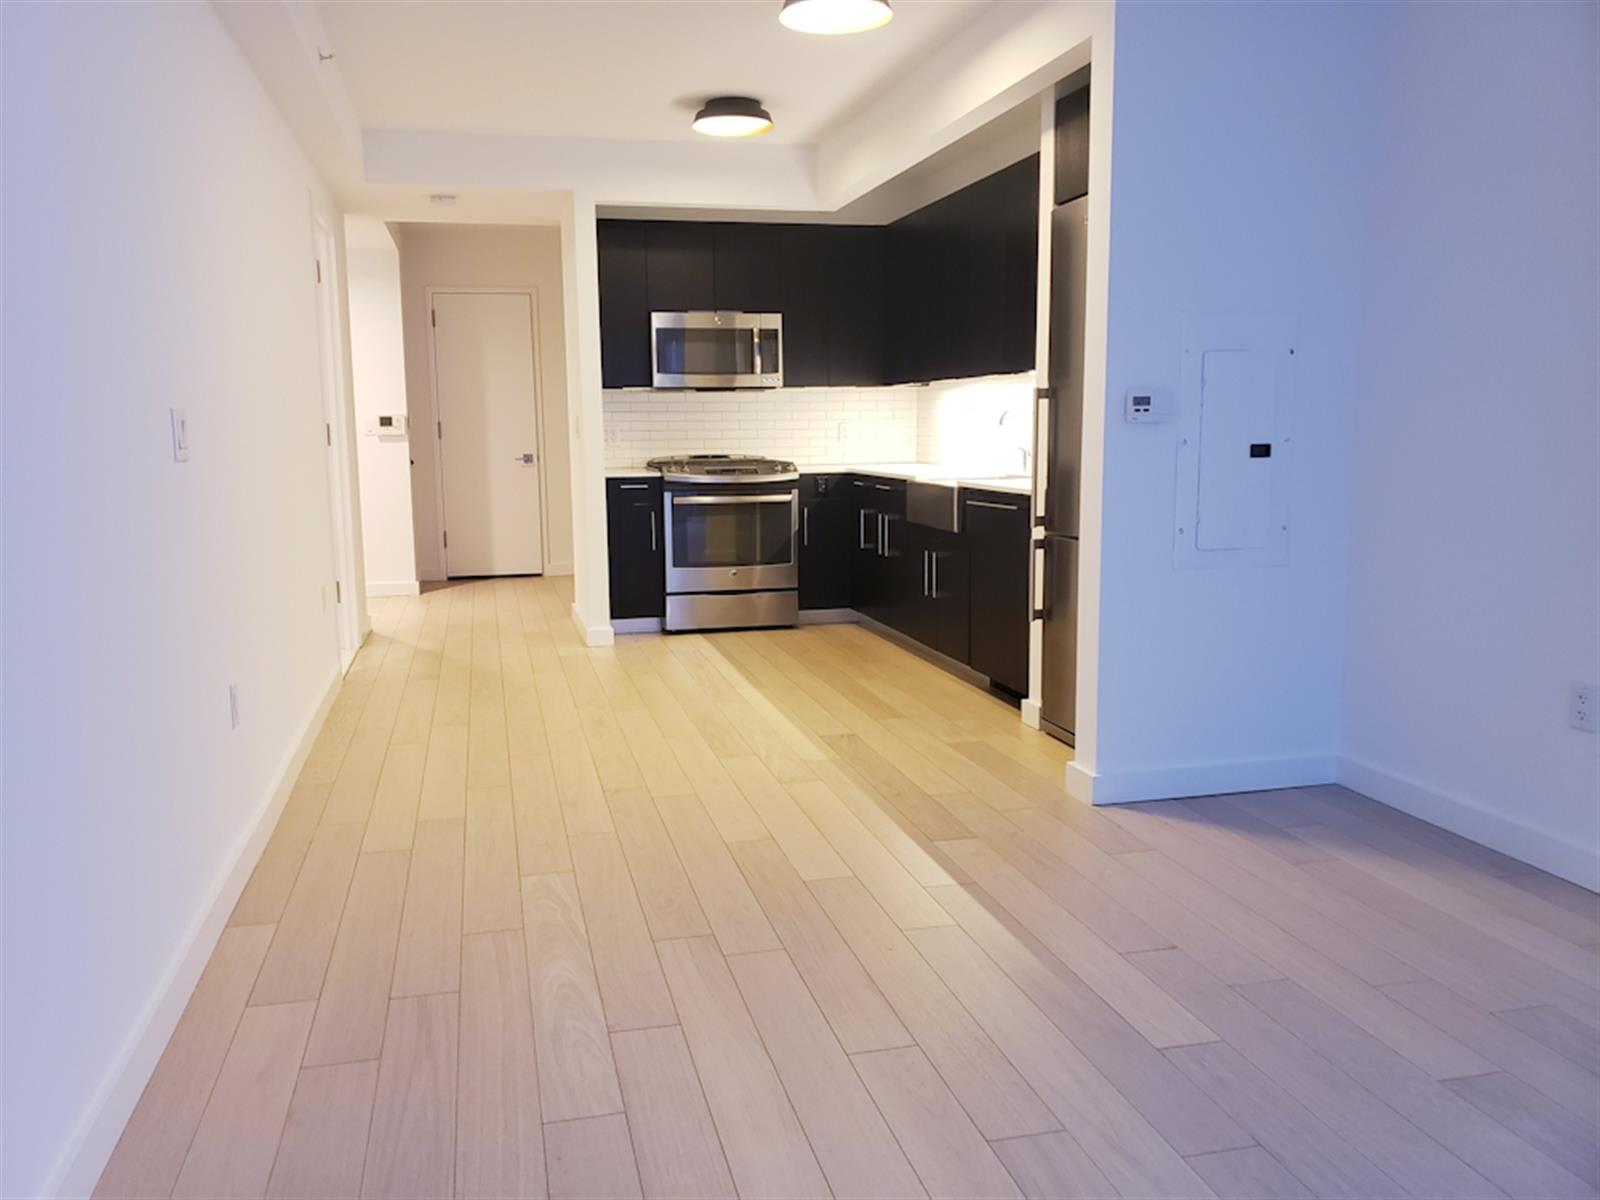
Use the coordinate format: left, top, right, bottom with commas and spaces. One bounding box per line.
691, 96, 775, 138
778, 0, 893, 35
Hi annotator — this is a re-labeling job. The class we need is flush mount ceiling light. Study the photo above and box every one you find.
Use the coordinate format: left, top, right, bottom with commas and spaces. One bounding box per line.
691, 96, 775, 138
778, 0, 893, 35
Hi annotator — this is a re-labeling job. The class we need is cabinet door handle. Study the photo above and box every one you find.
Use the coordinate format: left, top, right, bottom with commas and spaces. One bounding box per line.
859, 508, 877, 550
1032, 539, 1047, 620
803, 505, 810, 546
874, 483, 892, 491
649, 511, 657, 552
922, 549, 930, 597
618, 482, 650, 490
931, 551, 940, 600
880, 514, 892, 558
967, 499, 1020, 512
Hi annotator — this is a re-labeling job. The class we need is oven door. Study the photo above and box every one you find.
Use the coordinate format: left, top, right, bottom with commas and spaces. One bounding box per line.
652, 311, 782, 389
663, 488, 799, 593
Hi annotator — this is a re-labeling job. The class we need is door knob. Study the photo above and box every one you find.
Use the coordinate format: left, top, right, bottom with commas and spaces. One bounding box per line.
514, 452, 535, 464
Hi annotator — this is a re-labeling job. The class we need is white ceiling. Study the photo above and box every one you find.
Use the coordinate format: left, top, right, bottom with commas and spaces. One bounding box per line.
314, 0, 986, 144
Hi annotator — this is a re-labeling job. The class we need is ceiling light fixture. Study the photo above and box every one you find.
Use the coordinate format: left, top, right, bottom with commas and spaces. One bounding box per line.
778, 0, 893, 35
691, 96, 774, 138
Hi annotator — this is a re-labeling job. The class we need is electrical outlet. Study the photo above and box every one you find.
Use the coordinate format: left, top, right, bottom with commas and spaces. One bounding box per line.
229, 684, 241, 730
1571, 683, 1597, 733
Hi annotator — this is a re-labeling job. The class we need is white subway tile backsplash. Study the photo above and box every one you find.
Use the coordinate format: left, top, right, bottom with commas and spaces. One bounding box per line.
601, 375, 1034, 471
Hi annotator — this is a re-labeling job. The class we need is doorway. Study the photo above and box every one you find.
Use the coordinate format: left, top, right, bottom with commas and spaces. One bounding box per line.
427, 288, 546, 577
312, 210, 360, 668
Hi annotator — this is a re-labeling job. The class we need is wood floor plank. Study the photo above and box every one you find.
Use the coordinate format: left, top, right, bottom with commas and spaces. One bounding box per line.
655, 936, 830, 1198
94, 925, 275, 1199
789, 777, 954, 929
611, 1026, 736, 1200
1499, 1004, 1600, 1074
570, 832, 677, 1031
418, 725, 470, 821
509, 753, 571, 876
942, 838, 1215, 1049
464, 787, 522, 933
305, 850, 408, 1065
324, 727, 391, 826
1185, 1146, 1314, 1200
807, 758, 966, 888
927, 883, 1251, 1158
171, 1000, 317, 1199
266, 1061, 379, 1200
362, 743, 426, 854
521, 872, 625, 1122
851, 1046, 1023, 1200
550, 732, 614, 836
731, 838, 912, 1054
1164, 1040, 1399, 1199
810, 876, 1059, 1140
544, 1114, 643, 1200
605, 787, 712, 941
1445, 1071, 1600, 1188
363, 993, 459, 1200
1382, 979, 1600, 1119
652, 790, 781, 955
1129, 946, 1503, 1199
663, 734, 769, 843
616, 708, 694, 797
231, 784, 328, 926
392, 818, 464, 997
729, 949, 927, 1198
910, 922, 1214, 1198
990, 1132, 1117, 1200
1238, 975, 1594, 1198
722, 754, 850, 879
458, 929, 546, 1200
252, 821, 365, 1005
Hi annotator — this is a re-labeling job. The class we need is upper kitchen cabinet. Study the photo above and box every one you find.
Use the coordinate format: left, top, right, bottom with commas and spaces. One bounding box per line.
1054, 79, 1091, 205
645, 222, 715, 312
781, 225, 833, 387
597, 220, 652, 388
712, 223, 786, 311
827, 225, 887, 386
888, 154, 1040, 384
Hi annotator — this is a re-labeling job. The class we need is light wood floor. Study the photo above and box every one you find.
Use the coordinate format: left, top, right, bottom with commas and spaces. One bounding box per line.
96, 577, 1599, 1199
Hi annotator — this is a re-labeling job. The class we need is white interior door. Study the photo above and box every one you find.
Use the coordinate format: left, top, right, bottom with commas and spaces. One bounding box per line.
431, 291, 544, 577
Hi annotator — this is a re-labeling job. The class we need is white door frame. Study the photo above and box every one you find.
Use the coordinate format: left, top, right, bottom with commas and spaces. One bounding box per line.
424, 285, 550, 578
311, 207, 361, 668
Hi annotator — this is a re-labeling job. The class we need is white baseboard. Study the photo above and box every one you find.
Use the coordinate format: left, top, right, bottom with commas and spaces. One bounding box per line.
571, 601, 615, 647
798, 608, 858, 626
1339, 756, 1599, 891
611, 617, 662, 635
48, 667, 343, 1199
1020, 698, 1042, 729
1066, 754, 1339, 807
364, 579, 420, 598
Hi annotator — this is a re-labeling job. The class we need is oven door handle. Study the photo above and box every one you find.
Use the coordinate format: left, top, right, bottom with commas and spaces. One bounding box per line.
670, 493, 796, 506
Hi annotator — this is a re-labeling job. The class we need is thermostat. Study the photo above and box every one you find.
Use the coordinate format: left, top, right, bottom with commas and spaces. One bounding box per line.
366, 413, 409, 440
1125, 387, 1175, 423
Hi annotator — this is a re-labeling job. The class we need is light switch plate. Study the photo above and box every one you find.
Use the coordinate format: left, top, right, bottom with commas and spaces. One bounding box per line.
170, 408, 190, 462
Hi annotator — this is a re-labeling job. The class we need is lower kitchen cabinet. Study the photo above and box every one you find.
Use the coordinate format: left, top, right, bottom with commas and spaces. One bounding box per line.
848, 476, 906, 627
964, 489, 1031, 694
606, 478, 664, 619
912, 524, 971, 666
799, 475, 851, 609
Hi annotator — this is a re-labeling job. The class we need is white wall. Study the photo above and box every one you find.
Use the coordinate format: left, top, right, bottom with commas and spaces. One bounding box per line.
396, 222, 574, 578
346, 217, 419, 594
1, 4, 354, 1195
1078, 1, 1380, 801
1341, 2, 1600, 886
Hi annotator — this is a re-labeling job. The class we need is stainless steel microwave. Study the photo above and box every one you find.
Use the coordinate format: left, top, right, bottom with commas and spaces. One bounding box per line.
651, 311, 782, 389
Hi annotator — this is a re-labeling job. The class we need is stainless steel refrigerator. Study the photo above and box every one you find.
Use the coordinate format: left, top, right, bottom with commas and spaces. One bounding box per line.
1038, 195, 1088, 744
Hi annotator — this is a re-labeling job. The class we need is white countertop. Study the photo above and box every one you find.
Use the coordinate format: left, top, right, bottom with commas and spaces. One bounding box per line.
606, 463, 1032, 496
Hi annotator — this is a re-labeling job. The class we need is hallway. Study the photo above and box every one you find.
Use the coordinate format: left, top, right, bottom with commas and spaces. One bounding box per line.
95, 578, 1599, 1199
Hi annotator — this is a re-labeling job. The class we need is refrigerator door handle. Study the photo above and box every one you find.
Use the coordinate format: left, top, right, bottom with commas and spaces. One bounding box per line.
1032, 539, 1048, 621
1033, 386, 1049, 528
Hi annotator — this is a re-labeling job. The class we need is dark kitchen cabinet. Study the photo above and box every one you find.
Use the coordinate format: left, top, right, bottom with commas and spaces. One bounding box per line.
606, 478, 664, 619
799, 474, 852, 609
713, 223, 785, 311
964, 489, 1031, 693
597, 221, 651, 388
645, 223, 715, 312
1054, 76, 1091, 205
898, 521, 970, 666
827, 226, 887, 385
782, 226, 833, 387
849, 476, 906, 626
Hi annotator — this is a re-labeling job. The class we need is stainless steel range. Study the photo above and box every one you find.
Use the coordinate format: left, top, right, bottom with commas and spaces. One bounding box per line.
647, 454, 800, 632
